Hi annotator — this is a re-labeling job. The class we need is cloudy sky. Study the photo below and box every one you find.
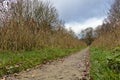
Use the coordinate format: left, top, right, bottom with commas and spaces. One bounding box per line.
1, 0, 114, 34
50, 0, 114, 34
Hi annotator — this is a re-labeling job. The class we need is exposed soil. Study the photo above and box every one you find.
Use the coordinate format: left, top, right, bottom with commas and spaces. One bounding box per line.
1, 48, 90, 80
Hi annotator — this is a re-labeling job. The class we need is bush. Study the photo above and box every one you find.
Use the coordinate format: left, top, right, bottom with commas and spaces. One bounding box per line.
90, 47, 120, 80
107, 47, 120, 73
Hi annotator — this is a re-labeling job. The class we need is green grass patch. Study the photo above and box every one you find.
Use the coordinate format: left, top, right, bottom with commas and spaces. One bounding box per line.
0, 47, 83, 76
90, 47, 120, 80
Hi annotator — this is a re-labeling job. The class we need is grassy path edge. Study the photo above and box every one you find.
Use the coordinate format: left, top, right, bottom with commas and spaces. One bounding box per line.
0, 47, 85, 77
90, 47, 120, 80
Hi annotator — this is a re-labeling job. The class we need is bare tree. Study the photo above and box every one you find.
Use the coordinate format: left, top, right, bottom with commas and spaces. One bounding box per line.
92, 0, 120, 47
80, 27, 95, 46
0, 0, 84, 51
108, 0, 120, 23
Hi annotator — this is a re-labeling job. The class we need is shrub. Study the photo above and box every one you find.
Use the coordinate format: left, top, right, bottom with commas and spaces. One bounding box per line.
107, 47, 120, 73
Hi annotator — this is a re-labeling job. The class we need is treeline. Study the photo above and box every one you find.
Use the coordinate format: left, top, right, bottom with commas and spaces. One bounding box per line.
80, 0, 120, 48
80, 27, 95, 46
0, 0, 85, 51
89, 1, 120, 79
92, 0, 120, 48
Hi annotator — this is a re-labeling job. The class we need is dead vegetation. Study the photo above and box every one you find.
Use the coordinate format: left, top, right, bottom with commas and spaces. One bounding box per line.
0, 0, 85, 51
92, 0, 120, 48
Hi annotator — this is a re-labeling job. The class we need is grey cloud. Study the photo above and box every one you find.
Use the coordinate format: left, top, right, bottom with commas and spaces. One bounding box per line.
51, 0, 114, 23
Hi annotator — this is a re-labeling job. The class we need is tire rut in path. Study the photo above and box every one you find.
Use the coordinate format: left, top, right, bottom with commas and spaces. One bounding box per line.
3, 48, 90, 80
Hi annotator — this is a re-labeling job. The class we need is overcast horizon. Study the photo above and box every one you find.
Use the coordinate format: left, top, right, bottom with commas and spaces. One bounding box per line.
50, 0, 114, 34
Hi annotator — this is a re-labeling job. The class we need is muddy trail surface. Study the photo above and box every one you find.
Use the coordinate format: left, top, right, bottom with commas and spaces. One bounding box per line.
1, 48, 90, 80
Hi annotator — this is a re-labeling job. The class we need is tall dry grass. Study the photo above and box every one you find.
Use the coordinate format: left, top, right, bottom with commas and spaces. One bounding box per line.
92, 22, 120, 48
0, 0, 85, 51
92, 0, 120, 48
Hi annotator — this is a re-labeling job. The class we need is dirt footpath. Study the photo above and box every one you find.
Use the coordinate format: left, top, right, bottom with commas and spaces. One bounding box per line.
3, 48, 90, 80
